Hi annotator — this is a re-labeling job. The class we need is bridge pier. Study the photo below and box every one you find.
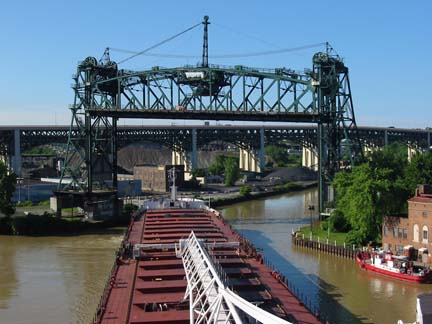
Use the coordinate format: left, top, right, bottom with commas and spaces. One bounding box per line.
172, 150, 196, 172
239, 147, 262, 173
12, 129, 21, 176
302, 146, 318, 171
407, 145, 421, 161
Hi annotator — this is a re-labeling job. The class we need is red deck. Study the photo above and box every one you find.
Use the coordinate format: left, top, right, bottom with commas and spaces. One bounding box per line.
96, 208, 320, 324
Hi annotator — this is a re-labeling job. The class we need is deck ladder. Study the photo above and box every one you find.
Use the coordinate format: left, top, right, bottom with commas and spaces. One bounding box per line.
176, 231, 292, 324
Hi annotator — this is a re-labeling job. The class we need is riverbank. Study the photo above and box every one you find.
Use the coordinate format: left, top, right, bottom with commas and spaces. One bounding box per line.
210, 181, 316, 207
0, 214, 129, 236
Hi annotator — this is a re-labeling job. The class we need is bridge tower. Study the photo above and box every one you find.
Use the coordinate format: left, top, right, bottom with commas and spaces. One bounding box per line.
58, 17, 362, 215
313, 49, 362, 211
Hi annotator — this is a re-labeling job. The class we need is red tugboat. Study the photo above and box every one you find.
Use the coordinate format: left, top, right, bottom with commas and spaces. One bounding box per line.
356, 251, 432, 283
92, 171, 321, 324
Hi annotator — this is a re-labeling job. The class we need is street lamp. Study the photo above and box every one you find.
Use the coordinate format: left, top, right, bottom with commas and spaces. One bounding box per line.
308, 205, 315, 232
17, 177, 24, 203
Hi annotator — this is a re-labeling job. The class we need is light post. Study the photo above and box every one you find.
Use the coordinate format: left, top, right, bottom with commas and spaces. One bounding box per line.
17, 177, 24, 203
308, 205, 315, 232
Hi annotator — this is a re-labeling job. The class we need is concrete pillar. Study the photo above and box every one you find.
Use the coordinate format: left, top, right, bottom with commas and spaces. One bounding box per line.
384, 130, 388, 146
172, 150, 193, 172
191, 128, 198, 170
12, 129, 21, 176
408, 146, 420, 161
259, 128, 265, 172
239, 148, 245, 170
363, 144, 374, 156
302, 146, 318, 171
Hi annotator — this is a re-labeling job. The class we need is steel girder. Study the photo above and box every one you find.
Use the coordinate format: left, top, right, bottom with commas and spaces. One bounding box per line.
4, 126, 430, 151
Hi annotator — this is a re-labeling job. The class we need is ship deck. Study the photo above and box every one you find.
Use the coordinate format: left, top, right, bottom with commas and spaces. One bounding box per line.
96, 208, 320, 324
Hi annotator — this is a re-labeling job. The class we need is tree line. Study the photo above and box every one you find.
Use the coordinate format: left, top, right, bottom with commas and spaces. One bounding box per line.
330, 143, 432, 245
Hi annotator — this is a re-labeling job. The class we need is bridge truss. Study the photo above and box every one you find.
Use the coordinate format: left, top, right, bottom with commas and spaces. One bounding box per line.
59, 16, 362, 213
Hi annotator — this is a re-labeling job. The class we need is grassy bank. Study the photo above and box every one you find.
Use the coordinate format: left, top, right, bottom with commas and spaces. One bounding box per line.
210, 181, 316, 208
296, 223, 349, 246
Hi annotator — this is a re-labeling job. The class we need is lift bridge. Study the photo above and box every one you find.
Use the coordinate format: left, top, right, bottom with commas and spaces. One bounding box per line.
58, 16, 362, 215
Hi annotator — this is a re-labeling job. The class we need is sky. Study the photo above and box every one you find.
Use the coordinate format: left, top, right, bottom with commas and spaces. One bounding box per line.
0, 0, 431, 128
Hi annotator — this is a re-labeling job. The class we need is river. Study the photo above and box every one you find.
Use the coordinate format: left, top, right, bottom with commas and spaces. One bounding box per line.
1, 189, 431, 323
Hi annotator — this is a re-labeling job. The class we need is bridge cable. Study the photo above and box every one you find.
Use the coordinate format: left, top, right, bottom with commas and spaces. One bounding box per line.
111, 42, 326, 61
116, 21, 202, 65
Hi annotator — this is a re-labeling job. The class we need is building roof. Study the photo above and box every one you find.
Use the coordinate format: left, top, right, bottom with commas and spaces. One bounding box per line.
408, 196, 432, 203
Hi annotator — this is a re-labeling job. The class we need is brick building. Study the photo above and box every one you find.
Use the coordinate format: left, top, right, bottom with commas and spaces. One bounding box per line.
382, 185, 432, 264
133, 165, 184, 192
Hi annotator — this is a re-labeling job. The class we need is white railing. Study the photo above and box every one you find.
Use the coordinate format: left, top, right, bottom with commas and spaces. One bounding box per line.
177, 231, 292, 324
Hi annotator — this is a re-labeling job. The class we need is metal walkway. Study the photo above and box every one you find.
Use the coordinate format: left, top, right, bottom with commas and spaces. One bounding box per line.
176, 231, 292, 324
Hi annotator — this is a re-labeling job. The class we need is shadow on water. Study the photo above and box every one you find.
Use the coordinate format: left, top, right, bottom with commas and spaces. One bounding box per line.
238, 229, 371, 324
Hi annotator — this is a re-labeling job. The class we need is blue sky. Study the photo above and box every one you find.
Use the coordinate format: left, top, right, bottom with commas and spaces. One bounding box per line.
0, 0, 430, 128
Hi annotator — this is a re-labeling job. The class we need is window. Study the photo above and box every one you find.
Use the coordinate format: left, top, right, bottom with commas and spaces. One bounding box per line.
403, 229, 408, 239
396, 245, 404, 253
413, 224, 419, 242
384, 226, 389, 236
423, 225, 428, 242
423, 211, 428, 218
398, 228, 403, 238
388, 243, 392, 251
393, 227, 398, 238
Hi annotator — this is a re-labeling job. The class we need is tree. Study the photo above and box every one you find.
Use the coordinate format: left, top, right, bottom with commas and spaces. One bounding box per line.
265, 145, 288, 167
223, 156, 240, 186
208, 155, 227, 176
0, 161, 17, 217
333, 143, 410, 245
404, 150, 432, 194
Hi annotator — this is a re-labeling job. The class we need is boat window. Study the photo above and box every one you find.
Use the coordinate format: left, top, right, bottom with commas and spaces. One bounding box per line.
422, 225, 428, 242
413, 224, 419, 242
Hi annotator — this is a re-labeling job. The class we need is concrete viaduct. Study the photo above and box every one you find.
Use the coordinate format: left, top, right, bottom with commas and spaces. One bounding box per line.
0, 125, 430, 176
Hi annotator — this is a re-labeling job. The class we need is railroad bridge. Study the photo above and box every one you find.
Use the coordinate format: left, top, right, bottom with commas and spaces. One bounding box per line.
3, 16, 428, 215
1, 124, 429, 175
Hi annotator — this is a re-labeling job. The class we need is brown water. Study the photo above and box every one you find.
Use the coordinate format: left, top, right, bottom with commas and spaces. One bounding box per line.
0, 231, 123, 324
221, 188, 432, 324
1, 190, 432, 324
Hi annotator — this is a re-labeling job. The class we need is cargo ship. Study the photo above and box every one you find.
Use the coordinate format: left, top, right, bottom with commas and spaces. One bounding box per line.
93, 174, 321, 323
356, 251, 432, 283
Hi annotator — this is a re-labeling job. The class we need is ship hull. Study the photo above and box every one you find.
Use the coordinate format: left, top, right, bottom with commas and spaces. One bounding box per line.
356, 253, 432, 283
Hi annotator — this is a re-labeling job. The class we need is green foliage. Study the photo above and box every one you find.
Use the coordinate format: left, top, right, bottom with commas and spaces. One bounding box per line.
404, 150, 432, 195
122, 203, 138, 218
274, 182, 302, 192
0, 161, 17, 217
16, 200, 33, 207
208, 155, 227, 176
333, 143, 411, 245
191, 168, 206, 177
223, 157, 240, 186
239, 185, 252, 197
327, 210, 351, 232
265, 145, 288, 166
38, 200, 50, 207
23, 146, 55, 155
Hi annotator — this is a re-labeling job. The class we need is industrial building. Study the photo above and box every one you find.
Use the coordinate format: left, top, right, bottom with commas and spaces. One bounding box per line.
133, 164, 184, 192
382, 185, 432, 264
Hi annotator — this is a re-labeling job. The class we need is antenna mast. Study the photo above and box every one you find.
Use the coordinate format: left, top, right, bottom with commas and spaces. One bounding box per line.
202, 15, 209, 67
